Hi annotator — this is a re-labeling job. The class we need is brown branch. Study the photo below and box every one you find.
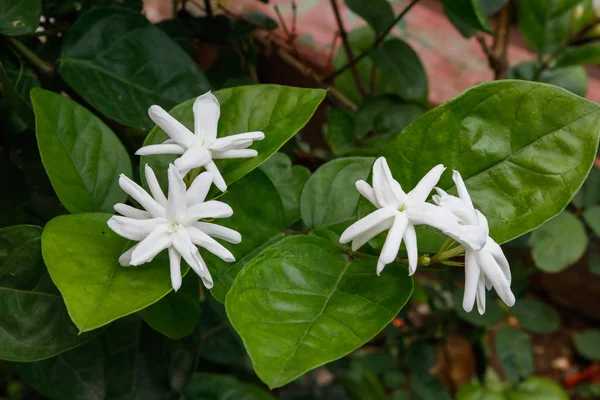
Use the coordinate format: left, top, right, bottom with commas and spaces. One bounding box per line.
476, 3, 510, 80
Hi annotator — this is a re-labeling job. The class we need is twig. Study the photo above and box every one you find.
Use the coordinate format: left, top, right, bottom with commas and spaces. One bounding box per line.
330, 0, 367, 97
325, 31, 341, 70
274, 5, 291, 38
6, 38, 53, 76
324, 0, 421, 82
476, 3, 510, 80
291, 0, 298, 40
203, 0, 212, 17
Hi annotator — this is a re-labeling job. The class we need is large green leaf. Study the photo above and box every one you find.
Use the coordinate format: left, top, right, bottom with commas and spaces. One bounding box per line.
226, 235, 413, 388
573, 329, 600, 361
301, 157, 375, 230
14, 317, 199, 400
0, 225, 99, 362
42, 213, 188, 333
510, 299, 560, 335
141, 84, 325, 191
495, 326, 533, 383
31, 88, 131, 214
507, 61, 588, 97
381, 80, 600, 244
556, 42, 600, 67
58, 6, 210, 129
183, 373, 275, 400
505, 378, 569, 400
0, 0, 41, 35
344, 0, 394, 35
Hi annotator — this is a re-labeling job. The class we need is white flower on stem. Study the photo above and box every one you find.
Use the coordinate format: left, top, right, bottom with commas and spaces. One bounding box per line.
433, 170, 515, 314
339, 157, 486, 276
136, 91, 264, 192
107, 164, 241, 291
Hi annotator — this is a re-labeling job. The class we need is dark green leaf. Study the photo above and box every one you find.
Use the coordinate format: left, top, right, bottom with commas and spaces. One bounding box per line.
31, 88, 132, 214
225, 235, 413, 388
495, 326, 534, 383
339, 365, 388, 400
583, 205, 600, 236
301, 157, 375, 229
382, 80, 600, 244
507, 61, 588, 97
42, 213, 188, 333
344, 0, 394, 35
454, 290, 504, 327
505, 377, 569, 400
355, 95, 426, 139
588, 252, 600, 276
245, 12, 278, 30
556, 42, 600, 67
333, 27, 376, 104
530, 211, 588, 272
478, 0, 510, 16
0, 0, 41, 35
511, 299, 560, 335
412, 372, 452, 400
58, 6, 210, 129
184, 373, 274, 400
441, 0, 492, 35
325, 107, 356, 156
574, 329, 600, 361
572, 167, 600, 209
0, 225, 99, 362
0, 59, 36, 129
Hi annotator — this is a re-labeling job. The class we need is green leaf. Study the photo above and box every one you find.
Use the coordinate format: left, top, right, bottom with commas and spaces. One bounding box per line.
495, 326, 534, 383
457, 381, 506, 400
505, 377, 569, 400
325, 107, 356, 156
583, 205, 600, 236
31, 88, 131, 214
0, 225, 99, 362
42, 213, 188, 333
510, 299, 560, 335
333, 27, 376, 104
260, 152, 311, 226
381, 80, 600, 244
344, 0, 394, 35
14, 317, 199, 400
355, 95, 426, 139
245, 12, 278, 30
530, 211, 588, 272
589, 252, 600, 276
556, 42, 600, 67
301, 157, 375, 229
441, 0, 492, 35
454, 290, 504, 327
573, 167, 600, 209
507, 61, 588, 97
141, 84, 326, 191
138, 274, 200, 340
184, 373, 275, 400
369, 39, 428, 104
412, 372, 452, 400
58, 6, 210, 129
574, 329, 600, 361
0, 0, 41, 35
225, 235, 413, 388
478, 0, 510, 16
338, 365, 388, 400
0, 59, 37, 130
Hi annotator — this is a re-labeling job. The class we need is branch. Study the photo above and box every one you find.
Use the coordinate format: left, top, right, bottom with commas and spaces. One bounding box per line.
476, 3, 510, 80
7, 38, 54, 76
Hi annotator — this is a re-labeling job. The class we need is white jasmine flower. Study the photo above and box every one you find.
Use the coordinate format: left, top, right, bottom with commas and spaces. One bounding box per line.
137, 91, 264, 192
108, 164, 241, 291
340, 157, 486, 276
433, 170, 515, 314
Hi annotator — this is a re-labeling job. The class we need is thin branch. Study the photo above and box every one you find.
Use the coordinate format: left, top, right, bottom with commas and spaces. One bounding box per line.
325, 31, 341, 70
477, 3, 510, 80
7, 38, 53, 76
291, 0, 298, 40
324, 0, 421, 82
274, 5, 291, 38
203, 0, 213, 17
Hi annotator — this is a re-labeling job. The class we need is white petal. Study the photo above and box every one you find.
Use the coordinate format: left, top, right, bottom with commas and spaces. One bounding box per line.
135, 143, 185, 156
408, 164, 445, 204
351, 218, 394, 251
462, 249, 479, 313
452, 170, 473, 208
181, 200, 233, 225
476, 274, 487, 315
168, 247, 182, 291
434, 193, 477, 225
475, 250, 515, 307
355, 180, 380, 208
459, 225, 488, 251
173, 145, 212, 176
405, 203, 459, 236
193, 91, 220, 141
475, 209, 490, 237
144, 165, 167, 207
339, 207, 398, 244
209, 131, 264, 152
118, 174, 165, 218
403, 224, 418, 276
212, 149, 258, 159
130, 225, 172, 265
205, 161, 227, 192
485, 237, 511, 284
166, 164, 187, 220
171, 229, 214, 288
148, 105, 196, 147
377, 214, 408, 275
186, 172, 213, 207
187, 226, 235, 262
118, 244, 139, 266
114, 203, 150, 219
195, 222, 241, 243
372, 157, 405, 208
107, 216, 162, 241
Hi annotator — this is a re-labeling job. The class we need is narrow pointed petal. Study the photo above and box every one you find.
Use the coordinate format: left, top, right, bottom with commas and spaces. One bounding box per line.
166, 164, 187, 220
118, 174, 165, 218
351, 218, 394, 251
168, 247, 182, 291
458, 225, 488, 251
130, 225, 172, 265
405, 203, 460, 237
403, 224, 418, 276
209, 131, 264, 151
372, 157, 405, 208
212, 149, 258, 159
475, 209, 490, 238
462, 250, 480, 312
475, 250, 515, 307
452, 170, 473, 208
187, 226, 235, 262
182, 200, 233, 225
186, 172, 213, 206
408, 164, 446, 204
193, 91, 220, 141
118, 244, 139, 266
135, 143, 186, 156
171, 230, 213, 288
173, 145, 212, 175
114, 203, 151, 219
434, 193, 477, 225
476, 274, 487, 315
107, 216, 162, 241
355, 180, 380, 208
204, 161, 227, 192
148, 105, 196, 147
339, 207, 398, 244
195, 222, 241, 243
485, 237, 511, 283
377, 214, 409, 275
144, 165, 167, 206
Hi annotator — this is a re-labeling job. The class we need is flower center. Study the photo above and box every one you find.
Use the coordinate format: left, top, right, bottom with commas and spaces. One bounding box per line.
398, 203, 407, 212
167, 220, 182, 233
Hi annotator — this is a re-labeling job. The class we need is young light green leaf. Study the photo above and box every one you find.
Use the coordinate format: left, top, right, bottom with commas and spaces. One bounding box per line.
530, 211, 588, 272
225, 235, 413, 388
58, 6, 210, 129
556, 42, 600, 67
42, 213, 188, 333
31, 88, 132, 214
508, 61, 588, 97
583, 205, 600, 236
511, 299, 560, 335
344, 0, 394, 35
505, 377, 569, 400
382, 80, 600, 244
495, 326, 534, 383
184, 373, 275, 400
0, 0, 41, 35
574, 329, 600, 361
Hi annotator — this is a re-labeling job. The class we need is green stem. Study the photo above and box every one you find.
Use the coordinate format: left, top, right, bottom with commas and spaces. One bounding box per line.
7, 37, 53, 76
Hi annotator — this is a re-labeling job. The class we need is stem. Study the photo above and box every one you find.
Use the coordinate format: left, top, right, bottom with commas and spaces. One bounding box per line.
7, 38, 53, 76
324, 0, 421, 82
475, 3, 510, 80
204, 0, 213, 17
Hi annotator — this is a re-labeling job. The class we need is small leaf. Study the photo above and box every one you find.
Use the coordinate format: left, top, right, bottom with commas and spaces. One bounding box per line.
556, 42, 600, 67
31, 88, 132, 214
355, 95, 426, 139
344, 0, 394, 35
530, 211, 588, 273
412, 372, 452, 400
184, 373, 275, 400
225, 235, 413, 388
510, 299, 560, 335
0, 0, 41, 35
507, 61, 588, 97
325, 107, 356, 156
338, 364, 388, 400
574, 329, 600, 361
583, 205, 600, 236
441, 0, 492, 35
495, 326, 534, 383
588, 252, 600, 277
454, 290, 504, 327
505, 377, 569, 400
457, 381, 506, 400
